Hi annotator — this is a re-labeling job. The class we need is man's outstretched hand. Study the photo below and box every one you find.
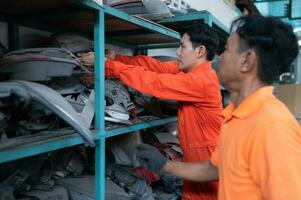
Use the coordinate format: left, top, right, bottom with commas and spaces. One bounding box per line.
134, 143, 168, 175
77, 51, 95, 66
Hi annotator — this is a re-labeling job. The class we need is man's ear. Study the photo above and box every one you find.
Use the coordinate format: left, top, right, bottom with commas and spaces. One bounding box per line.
240, 50, 257, 73
195, 45, 206, 58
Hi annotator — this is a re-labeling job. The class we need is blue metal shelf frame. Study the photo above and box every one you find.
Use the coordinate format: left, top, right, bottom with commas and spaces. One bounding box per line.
0, 117, 177, 164
0, 134, 85, 164
158, 10, 229, 33
94, 6, 106, 200
104, 5, 181, 41
104, 117, 177, 138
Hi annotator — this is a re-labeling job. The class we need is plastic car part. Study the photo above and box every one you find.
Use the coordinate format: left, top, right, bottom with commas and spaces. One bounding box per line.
108, 144, 132, 166
107, 132, 143, 168
0, 41, 7, 58
66, 89, 95, 128
0, 82, 30, 108
0, 81, 95, 146
152, 131, 179, 144
105, 164, 155, 200
109, 0, 173, 20
19, 185, 68, 200
113, 166, 138, 186
128, 179, 155, 200
105, 102, 132, 125
50, 33, 94, 54
56, 175, 131, 200
105, 103, 130, 120
0, 48, 89, 81
48, 76, 86, 95
105, 79, 135, 113
0, 169, 29, 200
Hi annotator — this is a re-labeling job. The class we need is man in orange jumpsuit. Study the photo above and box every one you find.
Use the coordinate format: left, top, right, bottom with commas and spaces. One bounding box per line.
78, 24, 223, 200
134, 15, 301, 200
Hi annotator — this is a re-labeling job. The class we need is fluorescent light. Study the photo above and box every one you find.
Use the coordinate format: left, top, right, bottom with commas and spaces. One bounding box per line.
294, 27, 301, 33
298, 40, 301, 46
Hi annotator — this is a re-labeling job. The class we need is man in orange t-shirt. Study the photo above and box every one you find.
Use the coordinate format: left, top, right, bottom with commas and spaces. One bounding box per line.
135, 15, 301, 200
78, 24, 223, 200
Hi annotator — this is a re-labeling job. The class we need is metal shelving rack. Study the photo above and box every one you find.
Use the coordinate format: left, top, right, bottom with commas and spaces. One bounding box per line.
0, 1, 228, 200
0, 1, 180, 200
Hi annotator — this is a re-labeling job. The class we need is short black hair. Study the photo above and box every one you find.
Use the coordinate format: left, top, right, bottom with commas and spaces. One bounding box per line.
231, 15, 299, 84
180, 23, 219, 61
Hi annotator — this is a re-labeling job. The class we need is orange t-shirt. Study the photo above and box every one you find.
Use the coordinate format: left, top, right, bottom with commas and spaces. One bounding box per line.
211, 86, 301, 200
106, 55, 223, 200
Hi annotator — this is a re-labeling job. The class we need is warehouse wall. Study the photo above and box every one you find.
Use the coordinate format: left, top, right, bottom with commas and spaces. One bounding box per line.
148, 48, 177, 57
186, 0, 239, 29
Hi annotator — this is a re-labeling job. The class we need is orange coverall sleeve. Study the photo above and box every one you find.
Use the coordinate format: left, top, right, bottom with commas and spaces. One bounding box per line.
115, 54, 181, 74
210, 138, 221, 167
105, 60, 205, 102
250, 122, 301, 200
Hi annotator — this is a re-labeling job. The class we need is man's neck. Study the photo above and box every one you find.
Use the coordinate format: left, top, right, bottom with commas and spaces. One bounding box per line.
186, 59, 209, 72
229, 79, 266, 108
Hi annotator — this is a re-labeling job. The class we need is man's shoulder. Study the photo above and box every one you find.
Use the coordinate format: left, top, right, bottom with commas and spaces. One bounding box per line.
254, 96, 300, 132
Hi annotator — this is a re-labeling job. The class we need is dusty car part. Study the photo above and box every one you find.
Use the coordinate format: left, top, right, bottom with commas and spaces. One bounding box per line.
0, 42, 7, 58
66, 89, 95, 128
105, 79, 136, 123
107, 144, 132, 166
105, 79, 135, 112
0, 81, 95, 146
48, 76, 86, 95
104, 116, 132, 125
0, 169, 29, 200
112, 166, 137, 186
50, 33, 94, 54
107, 132, 142, 167
109, 0, 173, 20
0, 48, 89, 82
105, 179, 132, 200
105, 103, 130, 121
105, 164, 155, 200
152, 131, 179, 144
52, 147, 88, 178
19, 185, 68, 200
163, 122, 177, 136
129, 90, 163, 116
129, 179, 154, 200
56, 175, 131, 200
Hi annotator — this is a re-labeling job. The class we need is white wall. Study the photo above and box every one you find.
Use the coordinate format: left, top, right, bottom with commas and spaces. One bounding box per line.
185, 0, 239, 29
148, 48, 177, 57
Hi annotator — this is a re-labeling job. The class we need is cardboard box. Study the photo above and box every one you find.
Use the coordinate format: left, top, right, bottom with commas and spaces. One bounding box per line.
275, 84, 301, 124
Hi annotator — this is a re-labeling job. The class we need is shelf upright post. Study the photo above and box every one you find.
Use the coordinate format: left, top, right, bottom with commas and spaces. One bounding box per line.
94, 7, 106, 200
